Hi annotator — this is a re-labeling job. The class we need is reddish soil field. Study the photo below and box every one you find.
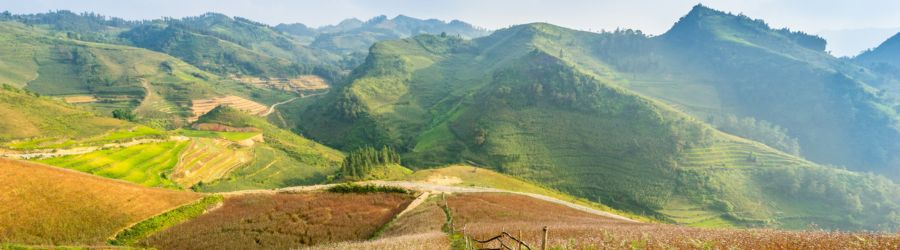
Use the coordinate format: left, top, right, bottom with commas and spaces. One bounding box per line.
448, 193, 900, 250
144, 192, 413, 250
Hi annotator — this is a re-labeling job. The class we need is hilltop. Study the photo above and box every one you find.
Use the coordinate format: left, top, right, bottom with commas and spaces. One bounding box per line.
290, 19, 900, 230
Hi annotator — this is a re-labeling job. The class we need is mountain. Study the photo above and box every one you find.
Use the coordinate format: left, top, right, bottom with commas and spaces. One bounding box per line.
637, 5, 900, 180
277, 15, 490, 57
120, 13, 344, 78
856, 32, 900, 83
290, 21, 900, 230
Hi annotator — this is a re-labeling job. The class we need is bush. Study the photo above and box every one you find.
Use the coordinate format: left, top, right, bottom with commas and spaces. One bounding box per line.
326, 183, 408, 194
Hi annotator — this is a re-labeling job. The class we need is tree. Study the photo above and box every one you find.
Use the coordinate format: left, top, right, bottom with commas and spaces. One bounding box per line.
112, 108, 136, 121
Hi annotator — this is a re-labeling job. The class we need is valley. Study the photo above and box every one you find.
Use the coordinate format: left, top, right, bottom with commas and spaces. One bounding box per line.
1, 3, 900, 249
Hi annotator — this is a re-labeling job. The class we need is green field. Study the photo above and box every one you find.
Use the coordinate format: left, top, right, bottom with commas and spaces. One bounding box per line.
199, 145, 338, 192
5, 125, 165, 150
37, 141, 189, 188
177, 129, 260, 141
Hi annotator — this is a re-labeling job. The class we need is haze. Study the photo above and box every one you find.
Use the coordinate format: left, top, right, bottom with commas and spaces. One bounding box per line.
3, 0, 900, 56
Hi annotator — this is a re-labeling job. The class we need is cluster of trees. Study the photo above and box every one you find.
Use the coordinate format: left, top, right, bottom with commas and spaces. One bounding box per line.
707, 113, 801, 156
339, 146, 401, 179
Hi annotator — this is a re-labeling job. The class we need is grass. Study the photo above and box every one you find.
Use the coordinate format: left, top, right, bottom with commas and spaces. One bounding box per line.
109, 195, 224, 246
0, 158, 200, 245
198, 145, 339, 192
0, 87, 130, 143
401, 165, 650, 222
6, 126, 165, 150
36, 141, 189, 188
447, 193, 900, 250
176, 129, 260, 142
143, 192, 413, 249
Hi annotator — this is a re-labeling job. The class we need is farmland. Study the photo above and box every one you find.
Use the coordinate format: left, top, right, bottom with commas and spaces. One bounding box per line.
0, 158, 200, 245
235, 75, 330, 93
189, 95, 269, 122
169, 138, 252, 188
37, 140, 189, 188
447, 193, 900, 250
143, 192, 413, 249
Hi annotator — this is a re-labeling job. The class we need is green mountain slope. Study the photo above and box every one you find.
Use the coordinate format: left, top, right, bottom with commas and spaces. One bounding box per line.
121, 13, 343, 78
856, 32, 900, 86
291, 23, 900, 230
0, 20, 294, 128
0, 85, 130, 142
191, 106, 344, 192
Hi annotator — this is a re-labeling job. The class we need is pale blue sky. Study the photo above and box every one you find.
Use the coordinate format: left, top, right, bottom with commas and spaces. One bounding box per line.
3, 0, 899, 56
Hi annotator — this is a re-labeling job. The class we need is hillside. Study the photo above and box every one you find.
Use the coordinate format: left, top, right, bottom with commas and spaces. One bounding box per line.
291, 23, 900, 230
120, 13, 343, 78
616, 5, 900, 180
0, 158, 200, 245
856, 32, 900, 84
0, 20, 294, 128
291, 15, 489, 56
189, 106, 345, 191
0, 86, 130, 142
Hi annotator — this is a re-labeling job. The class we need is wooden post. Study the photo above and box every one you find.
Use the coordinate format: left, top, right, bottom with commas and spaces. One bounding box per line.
541, 226, 548, 250
517, 229, 522, 250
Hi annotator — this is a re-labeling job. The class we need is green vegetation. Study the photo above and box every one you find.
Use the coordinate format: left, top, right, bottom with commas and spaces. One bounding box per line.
176, 129, 259, 141
327, 183, 409, 194
291, 20, 900, 231
191, 106, 344, 192
339, 145, 404, 180
37, 141, 189, 188
109, 195, 223, 246
0, 86, 130, 143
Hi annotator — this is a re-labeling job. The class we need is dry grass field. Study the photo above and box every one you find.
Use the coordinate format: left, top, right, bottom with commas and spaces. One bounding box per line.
448, 193, 900, 250
189, 95, 268, 122
61, 95, 98, 104
143, 192, 413, 249
0, 158, 200, 245
380, 198, 448, 238
304, 232, 449, 250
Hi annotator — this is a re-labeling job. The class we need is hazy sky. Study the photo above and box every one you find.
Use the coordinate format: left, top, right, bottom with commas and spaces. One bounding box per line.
3, 0, 900, 56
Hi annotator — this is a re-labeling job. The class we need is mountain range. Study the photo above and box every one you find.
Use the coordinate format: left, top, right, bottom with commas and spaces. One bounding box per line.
1, 4, 900, 243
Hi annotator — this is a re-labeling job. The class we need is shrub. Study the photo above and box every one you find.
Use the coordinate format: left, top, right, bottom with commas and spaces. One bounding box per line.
327, 183, 408, 194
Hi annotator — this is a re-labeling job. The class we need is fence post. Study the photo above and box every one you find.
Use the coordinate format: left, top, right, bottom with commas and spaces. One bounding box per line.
517, 229, 522, 250
541, 226, 548, 250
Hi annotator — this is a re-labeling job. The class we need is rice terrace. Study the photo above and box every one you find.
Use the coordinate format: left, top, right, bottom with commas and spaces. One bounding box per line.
2, 0, 900, 249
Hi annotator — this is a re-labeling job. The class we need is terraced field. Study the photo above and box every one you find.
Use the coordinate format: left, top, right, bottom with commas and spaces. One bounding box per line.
169, 138, 252, 188
679, 138, 812, 170
199, 145, 340, 192
37, 140, 190, 188
189, 95, 268, 122
142, 192, 413, 249
0, 158, 200, 245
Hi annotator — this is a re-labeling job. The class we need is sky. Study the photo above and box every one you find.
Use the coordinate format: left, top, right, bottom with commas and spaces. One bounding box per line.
3, 0, 900, 56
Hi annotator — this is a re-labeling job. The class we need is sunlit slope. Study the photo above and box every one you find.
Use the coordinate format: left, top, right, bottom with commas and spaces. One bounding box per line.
0, 21, 288, 126
0, 158, 200, 245
0, 86, 129, 142
293, 26, 900, 230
